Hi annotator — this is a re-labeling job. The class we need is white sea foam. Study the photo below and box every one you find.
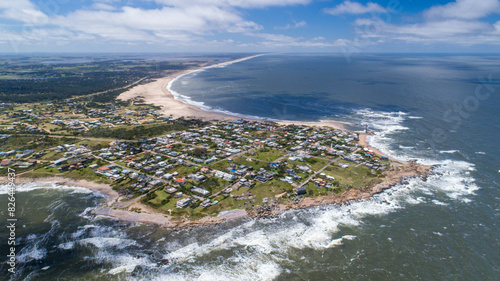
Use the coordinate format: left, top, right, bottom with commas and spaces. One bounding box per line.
58, 241, 75, 250
78, 237, 137, 249
0, 181, 97, 196
326, 235, 357, 248
108, 264, 137, 275
399, 145, 415, 149
157, 258, 282, 281
79, 207, 97, 220
431, 199, 449, 206
354, 109, 480, 202
102, 253, 156, 276
148, 164, 476, 280
86, 144, 479, 281
17, 220, 60, 263
17, 245, 47, 263
439, 150, 459, 154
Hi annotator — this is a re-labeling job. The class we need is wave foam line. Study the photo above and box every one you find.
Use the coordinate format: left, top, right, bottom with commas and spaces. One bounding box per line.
0, 181, 105, 197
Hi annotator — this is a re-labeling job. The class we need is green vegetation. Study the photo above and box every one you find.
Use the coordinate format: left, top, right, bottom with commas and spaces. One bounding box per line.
247, 147, 287, 162
0, 135, 78, 151
322, 164, 381, 189
0, 55, 402, 221
0, 56, 198, 103
82, 119, 209, 140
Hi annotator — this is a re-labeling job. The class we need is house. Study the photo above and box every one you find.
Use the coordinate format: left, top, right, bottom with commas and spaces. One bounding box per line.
204, 157, 217, 164
269, 163, 279, 169
164, 187, 178, 194
234, 170, 246, 176
58, 165, 71, 172
313, 178, 326, 187
190, 174, 206, 182
200, 199, 212, 208
175, 178, 187, 185
255, 176, 268, 182
176, 198, 192, 208
296, 187, 307, 195
143, 166, 154, 172
53, 158, 68, 166
191, 187, 210, 196
148, 180, 163, 187
214, 170, 234, 181
97, 166, 109, 172
33, 152, 46, 158
0, 159, 13, 166
297, 165, 311, 173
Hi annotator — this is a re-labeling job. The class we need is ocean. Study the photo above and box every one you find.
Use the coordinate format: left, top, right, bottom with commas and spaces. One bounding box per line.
1, 54, 499, 280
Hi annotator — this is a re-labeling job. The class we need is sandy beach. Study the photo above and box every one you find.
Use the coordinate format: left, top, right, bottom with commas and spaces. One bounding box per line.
118, 55, 263, 122
358, 132, 396, 161
118, 54, 347, 131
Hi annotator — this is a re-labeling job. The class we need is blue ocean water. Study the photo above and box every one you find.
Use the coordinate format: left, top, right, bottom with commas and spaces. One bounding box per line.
1, 54, 499, 280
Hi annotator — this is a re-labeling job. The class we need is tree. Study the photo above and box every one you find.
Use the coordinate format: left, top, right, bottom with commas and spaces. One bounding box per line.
191, 147, 207, 157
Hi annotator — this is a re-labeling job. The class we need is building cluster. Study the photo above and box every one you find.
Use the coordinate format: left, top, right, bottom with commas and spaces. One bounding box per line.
0, 101, 162, 135
0, 114, 389, 212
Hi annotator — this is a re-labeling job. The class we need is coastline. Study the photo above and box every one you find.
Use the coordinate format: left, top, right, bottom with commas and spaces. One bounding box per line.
117, 54, 347, 131
6, 55, 433, 228
4, 160, 432, 229
118, 54, 266, 123
252, 160, 432, 218
0, 177, 118, 206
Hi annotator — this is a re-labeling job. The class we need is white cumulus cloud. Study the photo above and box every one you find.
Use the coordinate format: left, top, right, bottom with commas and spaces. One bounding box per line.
424, 0, 500, 20
324, 1, 387, 15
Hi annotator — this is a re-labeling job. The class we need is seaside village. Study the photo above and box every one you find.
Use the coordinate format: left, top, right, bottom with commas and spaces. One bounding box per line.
0, 100, 163, 135
0, 101, 391, 218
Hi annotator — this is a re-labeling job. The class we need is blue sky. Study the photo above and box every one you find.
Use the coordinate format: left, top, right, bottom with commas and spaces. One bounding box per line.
1, 0, 500, 53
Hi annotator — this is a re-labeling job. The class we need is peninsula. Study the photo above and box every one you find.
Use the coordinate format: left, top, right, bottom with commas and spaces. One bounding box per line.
0, 55, 431, 228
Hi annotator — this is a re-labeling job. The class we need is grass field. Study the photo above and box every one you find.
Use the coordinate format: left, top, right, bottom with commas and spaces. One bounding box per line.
322, 164, 381, 189
246, 148, 287, 162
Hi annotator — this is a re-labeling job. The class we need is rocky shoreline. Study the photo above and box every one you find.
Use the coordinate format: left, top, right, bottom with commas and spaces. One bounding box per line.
2, 147, 434, 230
247, 160, 433, 219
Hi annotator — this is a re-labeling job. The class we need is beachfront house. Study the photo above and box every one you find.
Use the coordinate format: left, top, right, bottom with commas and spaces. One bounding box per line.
176, 198, 192, 208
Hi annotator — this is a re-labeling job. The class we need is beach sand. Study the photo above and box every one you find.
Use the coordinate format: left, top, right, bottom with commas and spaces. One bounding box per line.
118, 54, 347, 131
118, 55, 261, 122
358, 133, 396, 161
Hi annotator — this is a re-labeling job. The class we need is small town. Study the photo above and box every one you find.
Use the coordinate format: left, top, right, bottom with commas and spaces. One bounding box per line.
0, 99, 393, 219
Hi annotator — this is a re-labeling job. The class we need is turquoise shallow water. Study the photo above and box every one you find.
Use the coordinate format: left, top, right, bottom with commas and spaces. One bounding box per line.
1, 54, 499, 280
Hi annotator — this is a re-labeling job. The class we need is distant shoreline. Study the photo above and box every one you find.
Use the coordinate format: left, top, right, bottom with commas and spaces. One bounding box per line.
118, 54, 348, 131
